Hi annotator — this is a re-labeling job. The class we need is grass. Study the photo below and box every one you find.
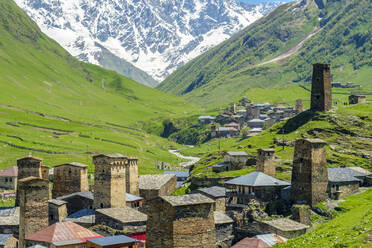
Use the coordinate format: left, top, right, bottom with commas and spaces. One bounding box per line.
275, 189, 372, 248
0, 0, 202, 174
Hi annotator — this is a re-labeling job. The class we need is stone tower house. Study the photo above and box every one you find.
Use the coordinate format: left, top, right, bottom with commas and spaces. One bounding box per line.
126, 157, 139, 196
52, 162, 89, 198
311, 63, 332, 112
18, 177, 49, 248
93, 154, 127, 209
16, 156, 43, 206
256, 149, 276, 177
296, 99, 303, 113
291, 139, 329, 206
146, 194, 216, 248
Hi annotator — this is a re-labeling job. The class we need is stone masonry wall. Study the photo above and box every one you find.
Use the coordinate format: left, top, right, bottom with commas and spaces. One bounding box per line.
16, 157, 42, 206
256, 149, 276, 177
52, 165, 89, 198
311, 63, 332, 112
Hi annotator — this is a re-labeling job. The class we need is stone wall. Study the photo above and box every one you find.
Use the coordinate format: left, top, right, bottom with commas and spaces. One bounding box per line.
310, 63, 332, 112
48, 201, 68, 225
95, 211, 146, 234
291, 139, 328, 207
328, 181, 359, 200
18, 177, 49, 248
291, 205, 311, 225
139, 175, 177, 202
215, 222, 233, 248
126, 158, 139, 196
59, 194, 93, 215
16, 157, 42, 206
215, 198, 226, 212
256, 149, 276, 177
52, 164, 89, 198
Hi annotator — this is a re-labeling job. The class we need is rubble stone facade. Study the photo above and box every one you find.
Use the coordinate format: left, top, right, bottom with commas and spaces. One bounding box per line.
146, 194, 216, 248
256, 149, 276, 177
311, 63, 332, 112
18, 177, 49, 248
291, 139, 329, 207
291, 205, 311, 225
93, 154, 127, 209
349, 95, 366, 105
16, 156, 43, 206
125, 157, 139, 196
48, 199, 68, 225
52, 163, 89, 199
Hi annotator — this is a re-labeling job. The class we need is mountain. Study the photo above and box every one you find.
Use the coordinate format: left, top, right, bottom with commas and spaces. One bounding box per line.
0, 0, 199, 173
159, 0, 372, 107
14, 0, 283, 83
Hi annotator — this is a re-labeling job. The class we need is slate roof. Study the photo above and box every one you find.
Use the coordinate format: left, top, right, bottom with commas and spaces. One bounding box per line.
161, 193, 215, 207
87, 235, 137, 246
328, 168, 367, 182
64, 209, 95, 225
0, 234, 13, 245
25, 221, 102, 243
225, 171, 290, 187
226, 151, 248, 156
0, 166, 18, 177
214, 211, 233, 225
164, 171, 189, 178
263, 218, 309, 231
139, 174, 176, 190
95, 207, 147, 223
197, 186, 226, 198
57, 191, 93, 201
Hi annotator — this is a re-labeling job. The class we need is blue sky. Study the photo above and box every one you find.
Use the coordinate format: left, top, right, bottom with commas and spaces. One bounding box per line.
239, 0, 293, 4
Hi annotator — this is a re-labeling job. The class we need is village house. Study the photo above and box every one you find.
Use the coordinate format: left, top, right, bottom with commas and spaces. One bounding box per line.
225, 151, 249, 170
217, 127, 240, 138
0, 167, 17, 190
24, 221, 102, 248
86, 235, 139, 248
247, 119, 266, 129
349, 94, 366, 105
225, 122, 240, 130
48, 199, 68, 225
139, 174, 177, 202
225, 171, 290, 206
63, 209, 95, 228
196, 186, 227, 211
198, 116, 216, 125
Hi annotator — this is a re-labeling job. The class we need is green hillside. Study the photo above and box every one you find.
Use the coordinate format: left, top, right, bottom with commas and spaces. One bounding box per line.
159, 0, 372, 107
0, 0, 199, 173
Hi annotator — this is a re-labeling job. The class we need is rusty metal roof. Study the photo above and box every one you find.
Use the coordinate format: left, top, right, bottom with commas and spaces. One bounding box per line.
0, 166, 18, 177
25, 221, 102, 243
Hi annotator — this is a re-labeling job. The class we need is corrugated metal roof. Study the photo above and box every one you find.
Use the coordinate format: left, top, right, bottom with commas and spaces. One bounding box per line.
87, 235, 137, 246
25, 221, 102, 243
225, 171, 290, 187
0, 166, 18, 177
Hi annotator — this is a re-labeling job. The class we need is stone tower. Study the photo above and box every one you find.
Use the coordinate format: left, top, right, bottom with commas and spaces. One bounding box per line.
126, 157, 139, 196
16, 156, 43, 206
52, 162, 89, 198
256, 149, 276, 177
310, 63, 332, 112
291, 139, 329, 207
18, 177, 49, 248
296, 99, 303, 114
146, 194, 216, 248
93, 154, 127, 209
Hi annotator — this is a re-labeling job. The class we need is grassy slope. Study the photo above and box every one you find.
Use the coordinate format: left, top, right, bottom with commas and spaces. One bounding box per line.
276, 189, 372, 248
0, 0, 200, 173
159, 0, 372, 108
181, 103, 372, 180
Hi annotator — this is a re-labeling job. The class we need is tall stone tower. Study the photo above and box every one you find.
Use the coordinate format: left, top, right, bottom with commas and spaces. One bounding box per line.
52, 162, 89, 198
16, 156, 43, 206
18, 177, 49, 248
310, 63, 332, 112
296, 99, 303, 114
126, 157, 139, 196
256, 149, 276, 177
93, 154, 127, 209
291, 139, 329, 207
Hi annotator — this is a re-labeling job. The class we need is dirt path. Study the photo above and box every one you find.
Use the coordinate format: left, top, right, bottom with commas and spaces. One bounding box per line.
169, 149, 200, 168
258, 28, 322, 66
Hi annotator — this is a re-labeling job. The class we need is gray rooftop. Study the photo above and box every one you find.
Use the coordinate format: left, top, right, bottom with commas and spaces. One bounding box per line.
0, 207, 19, 226
96, 207, 147, 223
54, 162, 88, 168
57, 191, 93, 201
212, 162, 227, 168
263, 218, 309, 231
226, 151, 248, 156
161, 193, 215, 207
139, 174, 176, 190
328, 167, 367, 182
64, 209, 95, 224
197, 186, 226, 198
225, 171, 290, 187
214, 211, 233, 225
0, 234, 13, 245
199, 116, 215, 119
126, 193, 143, 202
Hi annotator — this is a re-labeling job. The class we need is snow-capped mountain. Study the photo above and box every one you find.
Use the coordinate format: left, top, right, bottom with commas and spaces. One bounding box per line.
14, 0, 282, 84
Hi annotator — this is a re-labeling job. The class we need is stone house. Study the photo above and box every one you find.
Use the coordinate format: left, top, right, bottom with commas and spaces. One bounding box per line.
52, 162, 89, 199
196, 186, 227, 211
247, 119, 265, 129
224, 151, 249, 171
57, 192, 94, 215
139, 174, 177, 202
198, 116, 216, 125
48, 199, 68, 225
218, 127, 240, 138
225, 122, 240, 130
146, 194, 216, 248
349, 94, 366, 105
63, 209, 95, 228
0, 167, 17, 190
25, 221, 102, 248
214, 211, 234, 248
95, 207, 147, 234
211, 162, 228, 173
225, 171, 290, 206
0, 234, 17, 248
